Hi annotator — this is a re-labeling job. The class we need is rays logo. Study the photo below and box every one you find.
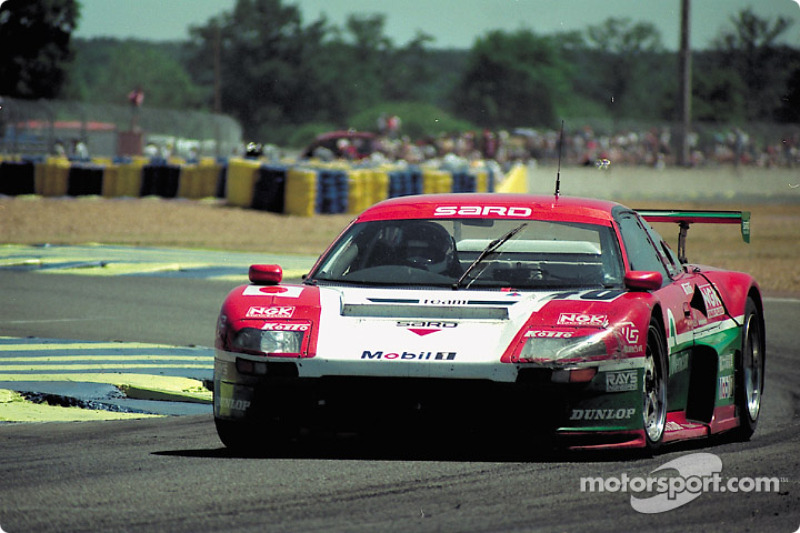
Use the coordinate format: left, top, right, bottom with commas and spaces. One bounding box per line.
606, 370, 638, 392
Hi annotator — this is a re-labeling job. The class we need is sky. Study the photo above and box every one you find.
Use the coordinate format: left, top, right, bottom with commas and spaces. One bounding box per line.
72, 0, 800, 50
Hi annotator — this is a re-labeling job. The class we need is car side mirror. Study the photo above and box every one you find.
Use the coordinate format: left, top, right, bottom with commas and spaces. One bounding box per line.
624, 271, 662, 291
249, 264, 283, 285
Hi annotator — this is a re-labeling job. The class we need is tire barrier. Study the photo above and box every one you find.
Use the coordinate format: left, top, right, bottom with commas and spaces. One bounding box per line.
178, 159, 224, 200
104, 157, 146, 198
451, 169, 476, 193
285, 167, 316, 217
422, 168, 453, 194
388, 167, 423, 198
140, 161, 181, 198
0, 160, 36, 195
225, 158, 260, 208
66, 164, 104, 196
0, 155, 519, 216
252, 165, 286, 213
316, 169, 349, 214
37, 157, 71, 196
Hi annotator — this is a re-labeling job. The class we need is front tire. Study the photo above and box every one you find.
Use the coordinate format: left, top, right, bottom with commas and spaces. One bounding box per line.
215, 416, 297, 454
731, 297, 765, 441
214, 417, 262, 453
643, 319, 668, 451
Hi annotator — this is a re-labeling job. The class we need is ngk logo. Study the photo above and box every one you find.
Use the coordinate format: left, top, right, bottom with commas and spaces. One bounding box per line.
246, 306, 295, 318
699, 285, 725, 318
557, 313, 607, 326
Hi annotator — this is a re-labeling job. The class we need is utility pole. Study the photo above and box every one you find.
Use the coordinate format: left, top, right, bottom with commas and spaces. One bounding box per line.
677, 0, 692, 166
214, 23, 222, 114
213, 22, 222, 157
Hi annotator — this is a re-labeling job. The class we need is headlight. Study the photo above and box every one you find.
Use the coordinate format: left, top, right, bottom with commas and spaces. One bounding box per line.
231, 327, 305, 355
519, 329, 619, 363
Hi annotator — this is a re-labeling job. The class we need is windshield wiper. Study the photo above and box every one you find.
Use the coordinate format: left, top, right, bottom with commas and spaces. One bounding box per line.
453, 222, 528, 290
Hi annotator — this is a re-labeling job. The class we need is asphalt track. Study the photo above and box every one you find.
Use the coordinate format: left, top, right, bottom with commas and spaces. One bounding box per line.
0, 246, 317, 421
1, 164, 799, 531
0, 252, 799, 531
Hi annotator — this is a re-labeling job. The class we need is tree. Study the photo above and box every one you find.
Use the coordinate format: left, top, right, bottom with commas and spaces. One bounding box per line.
690, 64, 747, 122
306, 13, 391, 122
63, 39, 204, 109
186, 0, 329, 139
0, 0, 79, 98
583, 17, 664, 121
712, 8, 795, 121
384, 31, 437, 102
451, 29, 570, 129
775, 67, 800, 123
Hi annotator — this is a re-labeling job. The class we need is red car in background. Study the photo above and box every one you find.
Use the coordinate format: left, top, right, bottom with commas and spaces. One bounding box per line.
301, 130, 379, 160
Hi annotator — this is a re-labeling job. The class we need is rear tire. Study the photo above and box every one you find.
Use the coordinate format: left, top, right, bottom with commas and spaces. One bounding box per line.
731, 297, 765, 441
643, 319, 668, 451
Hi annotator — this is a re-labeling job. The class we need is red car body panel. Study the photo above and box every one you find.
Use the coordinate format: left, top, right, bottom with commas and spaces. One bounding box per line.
213, 193, 764, 452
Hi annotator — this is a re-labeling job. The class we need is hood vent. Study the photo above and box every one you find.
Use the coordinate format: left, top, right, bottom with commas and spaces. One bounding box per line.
341, 303, 508, 320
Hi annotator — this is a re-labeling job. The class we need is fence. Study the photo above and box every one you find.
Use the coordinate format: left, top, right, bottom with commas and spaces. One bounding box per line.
0, 97, 243, 159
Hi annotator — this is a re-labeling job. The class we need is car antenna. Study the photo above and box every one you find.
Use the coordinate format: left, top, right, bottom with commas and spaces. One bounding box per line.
554, 120, 564, 199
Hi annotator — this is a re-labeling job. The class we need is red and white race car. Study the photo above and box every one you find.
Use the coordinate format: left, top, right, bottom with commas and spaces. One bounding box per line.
213, 193, 764, 452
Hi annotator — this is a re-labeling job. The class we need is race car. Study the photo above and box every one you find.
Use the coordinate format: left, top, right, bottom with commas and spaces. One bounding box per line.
213, 193, 764, 452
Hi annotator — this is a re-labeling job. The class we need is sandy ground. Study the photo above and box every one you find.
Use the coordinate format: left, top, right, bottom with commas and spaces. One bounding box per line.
1, 165, 798, 296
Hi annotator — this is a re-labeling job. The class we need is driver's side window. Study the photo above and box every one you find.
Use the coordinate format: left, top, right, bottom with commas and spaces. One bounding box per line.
363, 225, 403, 268
616, 213, 669, 280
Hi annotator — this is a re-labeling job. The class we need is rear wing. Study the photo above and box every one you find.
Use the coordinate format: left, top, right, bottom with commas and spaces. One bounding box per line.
636, 209, 750, 263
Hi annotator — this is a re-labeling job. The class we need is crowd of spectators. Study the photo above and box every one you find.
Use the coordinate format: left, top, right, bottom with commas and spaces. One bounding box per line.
353, 126, 798, 170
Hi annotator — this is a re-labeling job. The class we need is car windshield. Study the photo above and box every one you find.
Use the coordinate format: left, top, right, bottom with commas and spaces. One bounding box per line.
307, 218, 624, 290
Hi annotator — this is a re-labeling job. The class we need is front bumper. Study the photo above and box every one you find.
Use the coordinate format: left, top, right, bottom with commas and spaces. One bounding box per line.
214, 349, 647, 445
